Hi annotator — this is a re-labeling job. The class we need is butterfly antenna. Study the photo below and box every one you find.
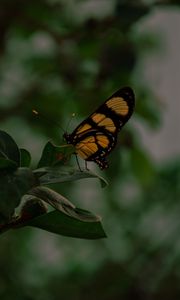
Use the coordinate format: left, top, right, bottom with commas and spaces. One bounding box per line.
65, 112, 76, 133
32, 109, 65, 133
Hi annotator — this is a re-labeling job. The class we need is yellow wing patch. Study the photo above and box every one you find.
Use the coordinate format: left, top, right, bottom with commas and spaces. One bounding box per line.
76, 136, 98, 160
106, 97, 129, 116
92, 113, 105, 123
97, 135, 109, 148
76, 135, 110, 159
92, 113, 116, 133
98, 117, 116, 133
76, 123, 92, 135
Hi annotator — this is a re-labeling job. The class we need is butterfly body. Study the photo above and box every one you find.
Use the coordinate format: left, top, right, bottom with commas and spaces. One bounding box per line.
64, 87, 135, 170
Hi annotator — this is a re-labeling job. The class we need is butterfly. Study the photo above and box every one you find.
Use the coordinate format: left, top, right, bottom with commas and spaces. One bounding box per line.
63, 87, 135, 170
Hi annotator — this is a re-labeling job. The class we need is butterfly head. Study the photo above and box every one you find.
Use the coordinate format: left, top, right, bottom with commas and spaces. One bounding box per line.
63, 132, 72, 144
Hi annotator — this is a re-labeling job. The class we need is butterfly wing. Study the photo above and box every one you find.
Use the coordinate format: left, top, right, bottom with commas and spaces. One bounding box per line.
75, 131, 117, 169
70, 87, 134, 140
96, 86, 135, 130
64, 87, 135, 169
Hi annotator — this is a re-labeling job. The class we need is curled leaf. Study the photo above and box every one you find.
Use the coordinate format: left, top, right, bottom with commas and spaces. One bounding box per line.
34, 166, 108, 188
28, 186, 101, 222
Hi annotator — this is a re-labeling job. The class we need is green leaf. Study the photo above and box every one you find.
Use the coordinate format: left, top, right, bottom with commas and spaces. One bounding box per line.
0, 173, 22, 222
26, 210, 107, 239
37, 141, 74, 168
73, 207, 102, 223
0, 168, 37, 222
0, 130, 20, 166
0, 198, 47, 234
19, 197, 48, 221
0, 158, 18, 171
34, 166, 108, 188
14, 168, 37, 196
20, 148, 31, 167
28, 186, 101, 222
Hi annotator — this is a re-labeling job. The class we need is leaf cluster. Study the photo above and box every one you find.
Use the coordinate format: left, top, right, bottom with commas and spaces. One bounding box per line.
0, 130, 107, 239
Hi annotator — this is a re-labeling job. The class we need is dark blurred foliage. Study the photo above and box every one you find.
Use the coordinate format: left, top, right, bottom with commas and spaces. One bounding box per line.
0, 0, 180, 299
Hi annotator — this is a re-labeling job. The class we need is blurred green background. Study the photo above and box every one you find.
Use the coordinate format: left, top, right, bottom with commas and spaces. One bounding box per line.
0, 0, 180, 299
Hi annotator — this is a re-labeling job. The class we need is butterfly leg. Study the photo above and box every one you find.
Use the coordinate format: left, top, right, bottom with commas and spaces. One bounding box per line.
85, 161, 89, 171
75, 154, 82, 172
